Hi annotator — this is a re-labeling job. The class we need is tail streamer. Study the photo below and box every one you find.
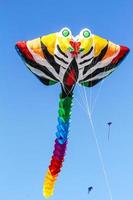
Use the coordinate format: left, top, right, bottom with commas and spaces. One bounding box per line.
43, 92, 73, 198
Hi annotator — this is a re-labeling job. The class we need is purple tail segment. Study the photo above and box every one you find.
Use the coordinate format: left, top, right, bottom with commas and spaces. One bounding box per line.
49, 139, 67, 176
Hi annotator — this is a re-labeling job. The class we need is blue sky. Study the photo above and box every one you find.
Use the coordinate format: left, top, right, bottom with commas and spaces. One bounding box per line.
0, 0, 133, 200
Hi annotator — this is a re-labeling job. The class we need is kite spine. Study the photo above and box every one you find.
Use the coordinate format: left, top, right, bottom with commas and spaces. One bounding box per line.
43, 93, 73, 198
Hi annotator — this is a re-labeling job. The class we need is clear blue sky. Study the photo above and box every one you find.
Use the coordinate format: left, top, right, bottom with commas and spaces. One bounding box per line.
0, 0, 133, 200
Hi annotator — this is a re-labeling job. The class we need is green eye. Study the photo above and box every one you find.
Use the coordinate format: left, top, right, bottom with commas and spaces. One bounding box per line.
62, 29, 70, 37
83, 30, 90, 38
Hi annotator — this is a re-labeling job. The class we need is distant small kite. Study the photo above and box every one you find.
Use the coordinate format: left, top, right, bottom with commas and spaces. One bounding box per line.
107, 122, 112, 140
88, 186, 93, 194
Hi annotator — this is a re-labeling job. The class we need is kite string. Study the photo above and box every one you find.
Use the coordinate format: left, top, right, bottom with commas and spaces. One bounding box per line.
76, 84, 89, 109
76, 80, 103, 118
91, 79, 105, 115
60, 69, 113, 199
64, 84, 87, 113
83, 86, 113, 200
65, 72, 113, 199
62, 70, 88, 113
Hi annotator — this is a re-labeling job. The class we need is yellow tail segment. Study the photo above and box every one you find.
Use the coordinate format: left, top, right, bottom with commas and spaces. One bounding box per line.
43, 169, 57, 198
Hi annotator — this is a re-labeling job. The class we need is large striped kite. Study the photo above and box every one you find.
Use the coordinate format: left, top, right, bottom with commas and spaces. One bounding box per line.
16, 27, 129, 198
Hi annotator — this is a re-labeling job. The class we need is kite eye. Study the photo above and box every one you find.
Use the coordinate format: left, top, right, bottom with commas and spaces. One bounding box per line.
80, 28, 91, 39
61, 28, 71, 38
62, 29, 70, 37
83, 30, 91, 38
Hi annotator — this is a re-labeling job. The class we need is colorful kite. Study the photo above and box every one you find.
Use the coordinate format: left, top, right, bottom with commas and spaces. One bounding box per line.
15, 27, 129, 198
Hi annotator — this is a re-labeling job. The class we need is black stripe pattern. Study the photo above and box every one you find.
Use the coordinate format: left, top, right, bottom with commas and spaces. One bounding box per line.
41, 40, 60, 74
83, 44, 108, 75
57, 44, 68, 58
16, 44, 59, 83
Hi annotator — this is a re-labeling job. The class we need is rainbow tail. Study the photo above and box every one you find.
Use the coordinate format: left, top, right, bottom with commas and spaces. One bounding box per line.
43, 92, 73, 198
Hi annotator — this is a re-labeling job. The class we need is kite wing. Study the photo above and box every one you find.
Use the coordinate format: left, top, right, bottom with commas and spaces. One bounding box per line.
77, 32, 129, 87
15, 28, 75, 89
15, 33, 61, 86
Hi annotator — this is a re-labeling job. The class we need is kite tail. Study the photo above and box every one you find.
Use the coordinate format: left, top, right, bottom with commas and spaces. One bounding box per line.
43, 92, 73, 198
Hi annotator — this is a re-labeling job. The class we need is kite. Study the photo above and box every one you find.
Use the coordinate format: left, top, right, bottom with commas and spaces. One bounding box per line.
15, 27, 129, 198
107, 122, 112, 140
88, 186, 93, 194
